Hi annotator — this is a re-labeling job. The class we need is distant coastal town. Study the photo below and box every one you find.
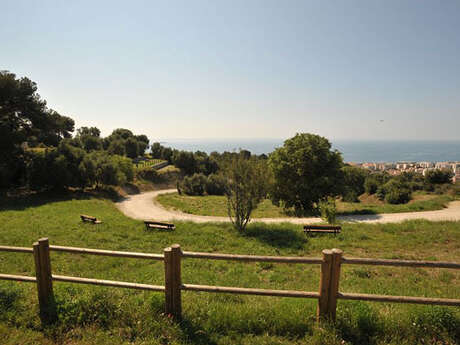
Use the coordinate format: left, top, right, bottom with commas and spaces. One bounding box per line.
349, 161, 460, 182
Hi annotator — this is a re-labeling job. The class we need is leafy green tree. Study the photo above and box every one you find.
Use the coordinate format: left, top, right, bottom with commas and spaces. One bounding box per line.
135, 135, 149, 155
76, 126, 103, 152
205, 174, 228, 195
79, 151, 133, 187
0, 71, 74, 187
161, 147, 173, 162
375, 179, 412, 204
107, 139, 126, 156
425, 169, 454, 185
173, 151, 196, 175
151, 142, 163, 158
81, 135, 103, 152
364, 172, 390, 195
224, 155, 269, 231
268, 133, 344, 215
341, 166, 368, 202
125, 137, 139, 158
77, 126, 100, 137
383, 179, 412, 204
110, 128, 134, 140
180, 173, 208, 196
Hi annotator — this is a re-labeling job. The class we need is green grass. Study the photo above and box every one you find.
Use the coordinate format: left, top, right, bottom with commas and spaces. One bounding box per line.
157, 193, 288, 218
0, 192, 459, 344
336, 192, 453, 215
156, 192, 453, 218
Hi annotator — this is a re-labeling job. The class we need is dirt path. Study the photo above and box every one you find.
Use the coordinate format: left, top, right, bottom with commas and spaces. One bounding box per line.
116, 189, 460, 224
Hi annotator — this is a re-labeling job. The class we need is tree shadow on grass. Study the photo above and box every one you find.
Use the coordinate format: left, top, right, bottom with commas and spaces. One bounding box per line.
338, 209, 378, 216
243, 224, 307, 250
0, 187, 123, 212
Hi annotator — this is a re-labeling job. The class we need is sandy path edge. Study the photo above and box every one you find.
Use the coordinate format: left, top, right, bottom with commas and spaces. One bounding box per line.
115, 189, 460, 224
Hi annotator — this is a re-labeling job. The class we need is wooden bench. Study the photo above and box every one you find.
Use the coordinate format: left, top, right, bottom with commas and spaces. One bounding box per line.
144, 221, 175, 231
304, 225, 341, 236
80, 214, 102, 224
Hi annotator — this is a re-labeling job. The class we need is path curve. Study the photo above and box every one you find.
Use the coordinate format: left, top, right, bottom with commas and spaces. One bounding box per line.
116, 189, 460, 224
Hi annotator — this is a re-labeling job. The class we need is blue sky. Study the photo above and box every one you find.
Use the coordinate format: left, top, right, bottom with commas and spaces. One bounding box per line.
2, 0, 459, 140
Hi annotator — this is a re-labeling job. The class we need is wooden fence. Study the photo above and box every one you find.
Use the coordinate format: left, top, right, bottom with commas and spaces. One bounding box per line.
1, 238, 459, 324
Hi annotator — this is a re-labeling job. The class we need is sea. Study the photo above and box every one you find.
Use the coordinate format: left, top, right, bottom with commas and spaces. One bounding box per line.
158, 139, 460, 163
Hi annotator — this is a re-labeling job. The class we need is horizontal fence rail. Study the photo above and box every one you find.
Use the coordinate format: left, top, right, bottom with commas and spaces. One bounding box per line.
338, 292, 460, 307
182, 251, 322, 264
0, 245, 34, 253
52, 275, 165, 291
49, 245, 164, 260
1, 239, 459, 324
182, 284, 320, 298
342, 257, 460, 269
0, 273, 37, 283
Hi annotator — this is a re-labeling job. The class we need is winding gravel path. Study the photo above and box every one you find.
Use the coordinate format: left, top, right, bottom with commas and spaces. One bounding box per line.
116, 189, 460, 224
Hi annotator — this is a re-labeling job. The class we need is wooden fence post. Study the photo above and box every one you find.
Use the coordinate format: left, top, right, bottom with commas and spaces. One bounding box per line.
328, 248, 343, 321
317, 249, 333, 321
33, 238, 57, 324
164, 244, 182, 319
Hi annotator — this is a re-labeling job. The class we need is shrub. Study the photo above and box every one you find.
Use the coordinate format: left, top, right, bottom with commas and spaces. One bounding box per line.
364, 173, 390, 195
382, 180, 412, 204
319, 197, 337, 224
385, 189, 411, 204
341, 166, 367, 201
180, 173, 208, 196
342, 190, 359, 202
205, 174, 227, 195
425, 169, 454, 185
79, 151, 134, 187
135, 167, 159, 182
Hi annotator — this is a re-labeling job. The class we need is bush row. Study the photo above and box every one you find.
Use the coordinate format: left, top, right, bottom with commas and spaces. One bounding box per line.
178, 173, 227, 196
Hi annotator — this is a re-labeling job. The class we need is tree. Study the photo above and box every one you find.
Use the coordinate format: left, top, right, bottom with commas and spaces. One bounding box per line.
104, 128, 149, 157
172, 151, 196, 175
81, 135, 103, 152
151, 142, 163, 158
180, 173, 208, 195
341, 166, 368, 202
425, 169, 454, 185
205, 174, 227, 195
125, 137, 139, 158
79, 151, 133, 187
110, 128, 134, 140
268, 133, 343, 215
224, 154, 269, 231
364, 172, 390, 195
107, 139, 126, 156
135, 135, 149, 155
0, 71, 74, 187
77, 126, 100, 137
382, 179, 412, 204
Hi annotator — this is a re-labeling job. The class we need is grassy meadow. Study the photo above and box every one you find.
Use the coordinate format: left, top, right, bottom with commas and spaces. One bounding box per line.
156, 191, 454, 218
0, 192, 459, 344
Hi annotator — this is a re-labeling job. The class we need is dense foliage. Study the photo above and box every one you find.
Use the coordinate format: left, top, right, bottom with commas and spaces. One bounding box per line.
0, 72, 150, 191
268, 133, 344, 215
179, 173, 228, 196
341, 166, 368, 202
425, 169, 454, 185
0, 71, 74, 188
